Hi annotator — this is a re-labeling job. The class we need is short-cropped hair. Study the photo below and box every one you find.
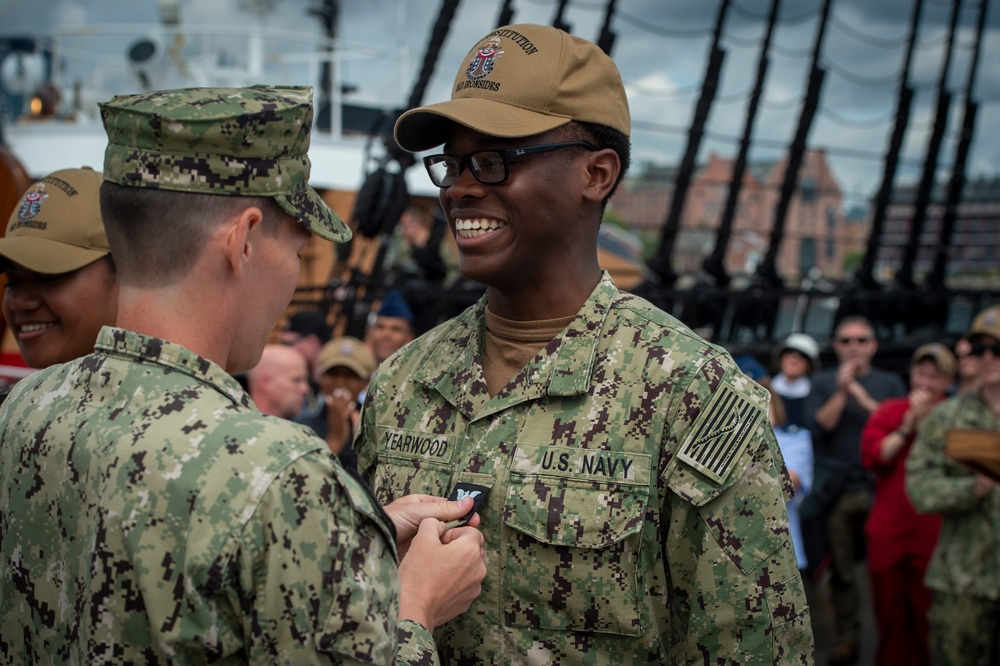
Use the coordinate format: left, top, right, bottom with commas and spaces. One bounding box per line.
100, 183, 285, 286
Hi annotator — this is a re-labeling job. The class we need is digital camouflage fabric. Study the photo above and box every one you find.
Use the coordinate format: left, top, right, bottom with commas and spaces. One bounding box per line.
355, 273, 814, 664
99, 85, 351, 243
906, 392, 1000, 600
0, 327, 437, 665
906, 391, 1000, 663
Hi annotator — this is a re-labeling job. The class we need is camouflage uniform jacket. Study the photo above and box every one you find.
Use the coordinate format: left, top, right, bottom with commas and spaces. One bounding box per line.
905, 391, 1000, 600
356, 273, 813, 665
0, 327, 437, 665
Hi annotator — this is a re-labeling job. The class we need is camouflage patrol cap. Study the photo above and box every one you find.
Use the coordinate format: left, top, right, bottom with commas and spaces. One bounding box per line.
99, 85, 351, 243
394, 24, 630, 152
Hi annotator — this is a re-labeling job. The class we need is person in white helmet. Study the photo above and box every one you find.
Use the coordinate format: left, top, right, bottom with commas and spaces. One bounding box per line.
771, 333, 821, 429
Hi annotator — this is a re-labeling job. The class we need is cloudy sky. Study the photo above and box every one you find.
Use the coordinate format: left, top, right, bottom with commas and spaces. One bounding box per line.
2, 0, 997, 212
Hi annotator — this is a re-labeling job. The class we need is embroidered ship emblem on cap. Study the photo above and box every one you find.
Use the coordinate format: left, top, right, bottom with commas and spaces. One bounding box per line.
18, 184, 48, 221
466, 36, 503, 80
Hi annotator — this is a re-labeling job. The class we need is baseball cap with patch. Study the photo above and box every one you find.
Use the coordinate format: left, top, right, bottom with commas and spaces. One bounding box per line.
394, 24, 630, 152
968, 305, 1000, 340
317, 336, 376, 378
99, 85, 350, 243
911, 342, 957, 379
0, 167, 110, 274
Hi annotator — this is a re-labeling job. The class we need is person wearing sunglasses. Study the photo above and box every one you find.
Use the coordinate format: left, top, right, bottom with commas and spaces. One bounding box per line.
803, 315, 906, 664
953, 336, 983, 395
355, 23, 812, 664
906, 305, 1000, 665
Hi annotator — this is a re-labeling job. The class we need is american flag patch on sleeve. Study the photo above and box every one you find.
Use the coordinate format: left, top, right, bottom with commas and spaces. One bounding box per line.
676, 384, 761, 484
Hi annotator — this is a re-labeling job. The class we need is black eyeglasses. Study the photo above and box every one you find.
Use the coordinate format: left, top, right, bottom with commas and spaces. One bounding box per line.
836, 336, 873, 345
970, 340, 1000, 357
423, 141, 599, 188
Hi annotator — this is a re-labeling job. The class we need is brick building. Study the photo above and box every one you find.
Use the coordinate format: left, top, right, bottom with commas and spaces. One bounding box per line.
876, 176, 1000, 283
610, 149, 865, 281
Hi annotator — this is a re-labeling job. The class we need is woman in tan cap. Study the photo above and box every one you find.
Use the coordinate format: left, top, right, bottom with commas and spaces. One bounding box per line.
0, 167, 118, 369
304, 336, 377, 474
860, 342, 957, 666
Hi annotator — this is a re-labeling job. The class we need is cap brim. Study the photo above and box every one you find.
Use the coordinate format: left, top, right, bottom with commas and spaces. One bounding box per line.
775, 343, 820, 369
276, 186, 352, 243
0, 237, 109, 274
394, 98, 572, 152
969, 330, 1000, 342
319, 360, 367, 378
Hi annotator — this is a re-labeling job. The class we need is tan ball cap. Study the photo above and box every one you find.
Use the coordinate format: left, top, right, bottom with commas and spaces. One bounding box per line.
0, 167, 110, 274
394, 24, 630, 152
969, 305, 1000, 341
911, 342, 957, 379
317, 336, 376, 378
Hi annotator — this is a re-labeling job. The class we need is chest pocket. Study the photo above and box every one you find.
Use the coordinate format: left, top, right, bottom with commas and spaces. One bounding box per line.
502, 444, 652, 636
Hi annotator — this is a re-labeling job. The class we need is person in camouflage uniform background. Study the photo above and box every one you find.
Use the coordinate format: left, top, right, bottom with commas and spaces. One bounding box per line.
355, 24, 814, 664
0, 85, 486, 665
906, 305, 1000, 666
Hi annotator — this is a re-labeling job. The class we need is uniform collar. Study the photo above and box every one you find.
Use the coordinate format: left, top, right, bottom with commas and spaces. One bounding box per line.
411, 272, 617, 420
95, 326, 254, 409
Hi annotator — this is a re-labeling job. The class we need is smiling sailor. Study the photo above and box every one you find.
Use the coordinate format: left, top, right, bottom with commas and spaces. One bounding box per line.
355, 23, 813, 664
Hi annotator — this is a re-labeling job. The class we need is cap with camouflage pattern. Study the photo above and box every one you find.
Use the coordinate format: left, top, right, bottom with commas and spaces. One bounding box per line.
99, 85, 351, 243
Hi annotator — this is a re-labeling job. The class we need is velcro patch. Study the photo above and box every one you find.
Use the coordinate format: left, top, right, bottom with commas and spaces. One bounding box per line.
677, 384, 759, 484
446, 482, 491, 526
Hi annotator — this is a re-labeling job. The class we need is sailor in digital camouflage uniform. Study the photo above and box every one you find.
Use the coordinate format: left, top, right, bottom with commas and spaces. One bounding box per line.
906, 305, 1000, 665
354, 24, 813, 664
0, 85, 485, 665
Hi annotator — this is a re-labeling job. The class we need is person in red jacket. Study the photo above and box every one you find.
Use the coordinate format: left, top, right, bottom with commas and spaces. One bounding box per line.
860, 342, 956, 666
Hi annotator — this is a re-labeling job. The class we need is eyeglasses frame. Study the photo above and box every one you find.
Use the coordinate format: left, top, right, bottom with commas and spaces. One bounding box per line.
422, 141, 600, 188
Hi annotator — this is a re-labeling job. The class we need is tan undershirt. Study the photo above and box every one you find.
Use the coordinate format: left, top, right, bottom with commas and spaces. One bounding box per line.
483, 309, 576, 396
